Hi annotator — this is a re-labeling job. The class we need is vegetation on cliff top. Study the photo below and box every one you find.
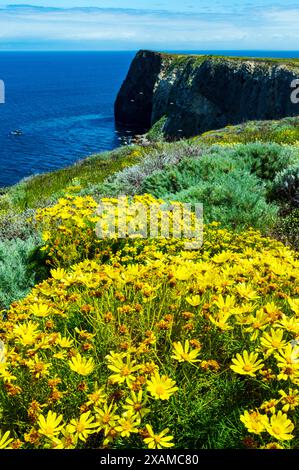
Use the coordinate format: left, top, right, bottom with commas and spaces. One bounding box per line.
159, 50, 299, 71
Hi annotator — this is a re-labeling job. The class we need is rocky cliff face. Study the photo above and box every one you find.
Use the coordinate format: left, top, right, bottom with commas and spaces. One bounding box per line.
114, 50, 299, 138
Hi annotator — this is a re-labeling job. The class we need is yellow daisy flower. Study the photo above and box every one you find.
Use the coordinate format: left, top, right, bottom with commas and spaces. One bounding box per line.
147, 372, 178, 400
115, 412, 140, 438
123, 390, 150, 419
95, 402, 119, 436
38, 410, 65, 439
13, 321, 40, 346
278, 389, 299, 412
69, 353, 95, 376
260, 328, 287, 356
171, 340, 200, 363
230, 350, 264, 377
68, 411, 97, 442
185, 295, 201, 307
31, 303, 51, 318
265, 411, 294, 441
0, 430, 13, 449
143, 424, 174, 449
235, 283, 259, 301
240, 410, 269, 434
106, 352, 140, 386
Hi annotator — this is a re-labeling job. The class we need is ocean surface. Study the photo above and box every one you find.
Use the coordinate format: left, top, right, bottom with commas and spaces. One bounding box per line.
0, 50, 299, 187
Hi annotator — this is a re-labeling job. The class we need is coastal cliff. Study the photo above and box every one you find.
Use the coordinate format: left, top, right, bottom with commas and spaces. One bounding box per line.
114, 50, 299, 138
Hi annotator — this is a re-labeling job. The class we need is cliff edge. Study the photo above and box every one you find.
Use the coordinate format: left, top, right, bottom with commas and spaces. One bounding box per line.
114, 50, 299, 138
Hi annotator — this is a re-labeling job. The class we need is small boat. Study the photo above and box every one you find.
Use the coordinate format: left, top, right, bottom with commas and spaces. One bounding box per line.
10, 129, 23, 136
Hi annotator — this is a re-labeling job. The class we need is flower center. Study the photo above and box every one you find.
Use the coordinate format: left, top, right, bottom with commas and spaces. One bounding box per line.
103, 413, 111, 424
121, 366, 131, 376
272, 425, 282, 436
44, 425, 55, 436
182, 353, 190, 360
122, 421, 132, 431
155, 385, 165, 396
76, 422, 86, 433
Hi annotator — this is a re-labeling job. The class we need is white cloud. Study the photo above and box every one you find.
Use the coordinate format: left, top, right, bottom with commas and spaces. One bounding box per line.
0, 4, 298, 49
263, 8, 299, 26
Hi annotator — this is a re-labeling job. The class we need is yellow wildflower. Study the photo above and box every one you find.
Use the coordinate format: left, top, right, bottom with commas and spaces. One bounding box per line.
68, 411, 97, 442
95, 402, 119, 435
31, 303, 51, 318
123, 390, 150, 418
265, 411, 294, 441
52, 425, 78, 449
185, 295, 201, 307
115, 412, 140, 438
86, 386, 106, 408
50, 268, 68, 282
214, 294, 235, 312
240, 410, 268, 434
147, 372, 178, 400
37, 411, 65, 439
260, 328, 287, 356
27, 356, 51, 379
278, 315, 299, 335
278, 389, 299, 412
288, 298, 299, 316
13, 321, 40, 346
106, 352, 140, 386
261, 442, 284, 449
0, 363, 16, 383
245, 309, 269, 340
235, 283, 259, 301
230, 350, 264, 377
260, 399, 278, 414
275, 344, 299, 368
208, 311, 232, 331
56, 333, 74, 348
171, 340, 200, 363
0, 430, 13, 449
69, 353, 95, 376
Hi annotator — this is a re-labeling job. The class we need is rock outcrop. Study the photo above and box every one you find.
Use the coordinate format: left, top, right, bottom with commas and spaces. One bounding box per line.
114, 50, 299, 138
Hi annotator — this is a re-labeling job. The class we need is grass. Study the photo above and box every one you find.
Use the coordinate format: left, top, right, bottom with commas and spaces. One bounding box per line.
6, 146, 144, 211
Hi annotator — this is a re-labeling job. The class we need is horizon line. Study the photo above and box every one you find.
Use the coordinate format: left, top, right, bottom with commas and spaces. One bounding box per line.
0, 49, 299, 53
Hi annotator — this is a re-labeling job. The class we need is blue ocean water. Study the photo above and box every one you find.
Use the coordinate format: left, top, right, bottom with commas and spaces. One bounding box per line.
0, 51, 136, 187
0, 50, 299, 187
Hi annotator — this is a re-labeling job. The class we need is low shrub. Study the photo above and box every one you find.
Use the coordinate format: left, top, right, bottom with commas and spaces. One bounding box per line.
140, 151, 248, 198
274, 209, 299, 251
231, 143, 297, 180
139, 152, 278, 232
97, 141, 208, 197
0, 237, 37, 309
0, 208, 36, 241
169, 170, 278, 232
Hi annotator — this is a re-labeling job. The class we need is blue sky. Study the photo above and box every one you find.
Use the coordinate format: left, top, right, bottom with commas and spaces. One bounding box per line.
0, 1, 298, 50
